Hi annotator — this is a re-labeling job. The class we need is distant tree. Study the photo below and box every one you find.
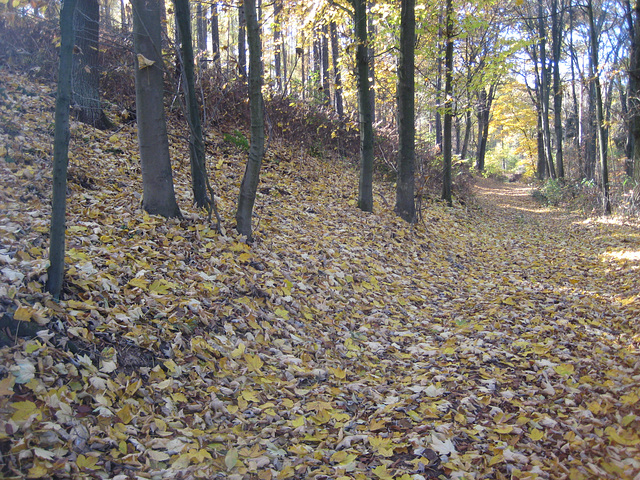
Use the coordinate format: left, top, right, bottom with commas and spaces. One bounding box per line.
132, 0, 180, 218
330, 21, 344, 118
350, 0, 374, 212
174, 0, 209, 209
72, 0, 112, 129
238, 0, 247, 77
627, 0, 640, 187
395, 0, 415, 222
47, 0, 77, 300
274, 0, 283, 91
236, 0, 265, 240
211, 3, 220, 69
442, 0, 454, 206
586, 0, 611, 213
550, 0, 565, 178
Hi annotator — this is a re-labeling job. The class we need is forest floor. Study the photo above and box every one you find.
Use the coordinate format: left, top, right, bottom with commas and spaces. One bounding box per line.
1, 68, 640, 480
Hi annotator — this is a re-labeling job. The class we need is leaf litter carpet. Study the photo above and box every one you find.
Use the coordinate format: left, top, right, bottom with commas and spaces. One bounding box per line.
1, 70, 639, 479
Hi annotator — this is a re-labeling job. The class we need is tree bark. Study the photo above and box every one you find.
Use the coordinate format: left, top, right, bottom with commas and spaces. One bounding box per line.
442, 0, 454, 206
628, 0, 640, 185
551, 0, 565, 178
322, 23, 330, 106
211, 3, 220, 69
238, 1, 247, 78
538, 0, 556, 179
236, 0, 265, 240
47, 0, 77, 300
586, 0, 611, 213
174, 0, 208, 209
330, 21, 344, 119
72, 0, 111, 130
395, 0, 415, 222
351, 0, 374, 212
273, 0, 282, 91
367, 0, 376, 124
132, 0, 181, 218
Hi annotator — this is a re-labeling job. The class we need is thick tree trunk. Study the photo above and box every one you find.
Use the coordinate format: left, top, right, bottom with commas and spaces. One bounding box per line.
351, 0, 374, 212
238, 1, 247, 78
330, 21, 344, 119
174, 0, 208, 209
587, 0, 611, 213
132, 0, 181, 218
72, 0, 111, 130
395, 0, 415, 222
236, 0, 265, 240
47, 0, 77, 300
442, 0, 454, 206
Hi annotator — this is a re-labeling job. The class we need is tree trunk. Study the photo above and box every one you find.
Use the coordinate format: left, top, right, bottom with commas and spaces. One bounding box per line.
586, 0, 611, 213
72, 0, 111, 130
351, 0, 374, 212
211, 3, 220, 70
538, 0, 556, 179
47, 0, 77, 300
236, 0, 265, 240
367, 0, 376, 125
273, 0, 282, 91
238, 1, 247, 78
322, 23, 330, 106
551, 0, 565, 178
330, 21, 343, 119
442, 0, 454, 206
435, 31, 443, 150
196, 2, 206, 54
460, 107, 471, 160
395, 0, 415, 222
132, 0, 181, 218
174, 0, 208, 209
628, 0, 640, 185
475, 86, 495, 172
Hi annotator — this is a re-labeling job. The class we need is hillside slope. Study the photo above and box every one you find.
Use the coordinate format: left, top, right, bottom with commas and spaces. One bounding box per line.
1, 68, 639, 480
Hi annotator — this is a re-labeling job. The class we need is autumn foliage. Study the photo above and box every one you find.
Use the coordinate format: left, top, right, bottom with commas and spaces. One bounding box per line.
1, 57, 640, 480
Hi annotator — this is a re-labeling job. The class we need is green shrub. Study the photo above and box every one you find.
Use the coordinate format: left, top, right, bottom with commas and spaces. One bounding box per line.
223, 130, 249, 151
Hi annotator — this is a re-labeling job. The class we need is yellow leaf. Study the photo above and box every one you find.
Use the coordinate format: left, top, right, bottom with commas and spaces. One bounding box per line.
27, 461, 49, 478
244, 353, 264, 372
502, 297, 516, 306
137, 53, 155, 69
117, 404, 134, 424
241, 389, 259, 402
329, 366, 347, 379
528, 428, 544, 441
291, 416, 305, 427
605, 427, 640, 446
148, 450, 171, 461
277, 465, 295, 479
238, 252, 252, 262
231, 343, 246, 357
372, 464, 394, 480
622, 414, 636, 427
225, 448, 238, 470
554, 363, 575, 376
77, 454, 99, 470
488, 454, 503, 466
495, 425, 514, 434
369, 417, 386, 431
0, 377, 15, 396
274, 307, 289, 319
127, 277, 148, 289
11, 401, 40, 422
14, 306, 33, 322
